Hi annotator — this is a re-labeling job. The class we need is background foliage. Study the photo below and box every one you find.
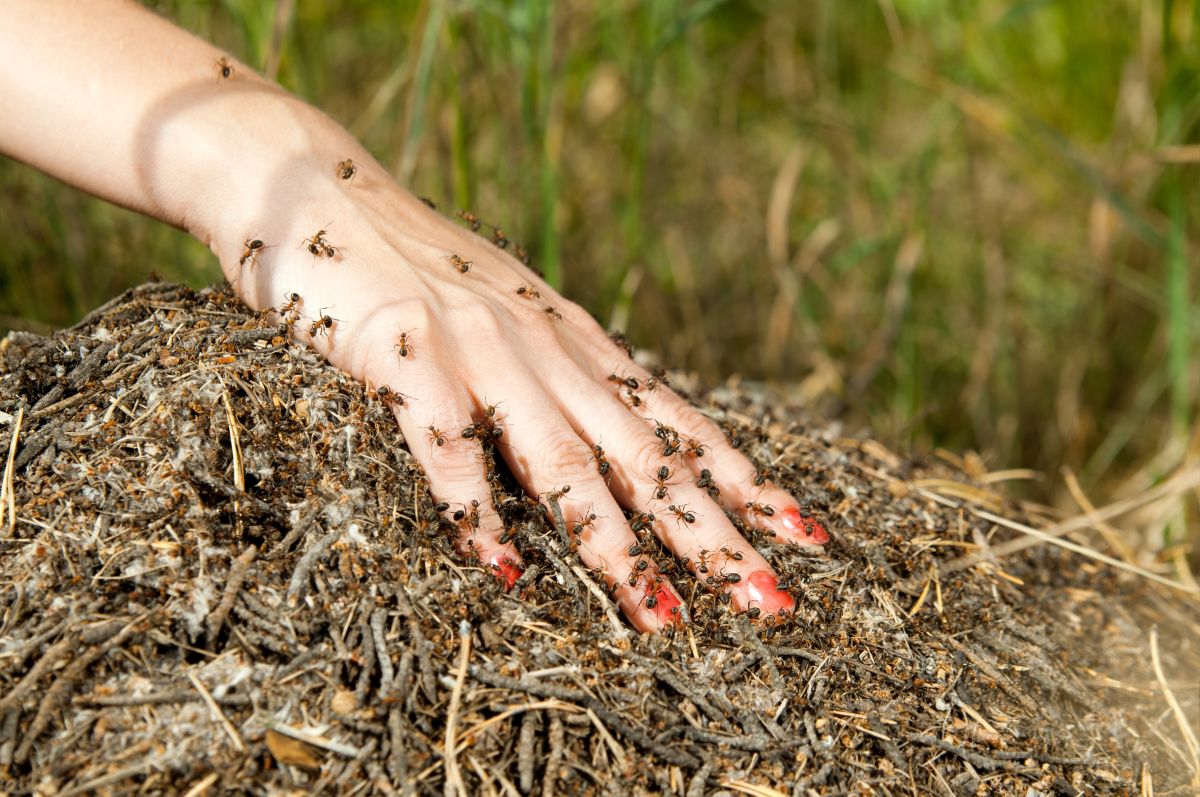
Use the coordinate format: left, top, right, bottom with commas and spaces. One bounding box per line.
1, 0, 1197, 556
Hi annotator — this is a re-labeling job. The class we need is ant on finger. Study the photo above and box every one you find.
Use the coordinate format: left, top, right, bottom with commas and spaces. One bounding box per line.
216, 57, 234, 79
308, 308, 338, 338
337, 159, 357, 180
303, 224, 338, 258
457, 210, 482, 232
667, 504, 696, 525
650, 465, 672, 501
427, 426, 446, 447
590, 444, 612, 481
375, 384, 412, 408
746, 501, 775, 518
515, 284, 541, 299
446, 254, 472, 274
239, 238, 265, 268
543, 306, 563, 321
395, 330, 414, 359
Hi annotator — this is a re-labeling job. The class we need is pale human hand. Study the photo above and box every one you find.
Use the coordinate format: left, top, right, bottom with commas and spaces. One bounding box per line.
0, 0, 828, 634
219, 157, 829, 634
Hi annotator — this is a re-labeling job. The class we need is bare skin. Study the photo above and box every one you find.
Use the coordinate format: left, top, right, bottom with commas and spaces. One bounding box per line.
0, 0, 828, 633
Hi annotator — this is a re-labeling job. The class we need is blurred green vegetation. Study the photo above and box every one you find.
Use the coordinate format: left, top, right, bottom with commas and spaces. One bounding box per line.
1, 0, 1197, 550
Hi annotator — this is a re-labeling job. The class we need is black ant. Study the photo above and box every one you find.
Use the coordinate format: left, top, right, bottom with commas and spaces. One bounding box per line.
667, 504, 696, 525
630, 511, 655, 534
491, 227, 508, 249
571, 511, 597, 537
419, 196, 437, 210
427, 426, 446, 447
754, 468, 769, 487
457, 210, 482, 231
650, 465, 672, 501
239, 238, 264, 267
746, 501, 775, 517
685, 437, 705, 458
447, 254, 472, 274
719, 546, 744, 562
395, 330, 414, 359
337, 159, 357, 180
608, 330, 634, 357
217, 57, 233, 79
515, 284, 541, 299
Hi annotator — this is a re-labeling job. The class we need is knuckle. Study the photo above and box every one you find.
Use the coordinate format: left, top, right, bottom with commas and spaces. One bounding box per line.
531, 434, 592, 483
626, 436, 672, 485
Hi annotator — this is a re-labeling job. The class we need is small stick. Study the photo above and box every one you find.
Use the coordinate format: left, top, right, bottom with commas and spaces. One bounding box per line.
444, 621, 471, 797
1150, 625, 1200, 775
287, 529, 341, 605
371, 607, 395, 696
0, 633, 77, 714
542, 712, 564, 797
387, 706, 410, 790
206, 545, 257, 643
220, 390, 245, 492
907, 733, 1013, 772
686, 761, 714, 797
518, 710, 539, 794
394, 588, 436, 703
188, 671, 245, 752
736, 615, 784, 691
1, 406, 23, 532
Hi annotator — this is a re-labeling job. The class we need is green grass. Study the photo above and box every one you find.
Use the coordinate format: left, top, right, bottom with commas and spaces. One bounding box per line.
1, 0, 1196, 551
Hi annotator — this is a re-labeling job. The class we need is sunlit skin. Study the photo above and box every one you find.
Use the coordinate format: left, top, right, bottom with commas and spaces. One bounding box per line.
0, 0, 829, 633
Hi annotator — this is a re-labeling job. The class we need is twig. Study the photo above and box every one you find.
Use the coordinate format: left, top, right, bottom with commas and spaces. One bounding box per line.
207, 545, 257, 643
687, 761, 714, 797
0, 633, 77, 714
288, 529, 341, 605
0, 406, 23, 533
387, 706, 410, 792
444, 621, 471, 797
468, 666, 700, 768
736, 616, 784, 691
188, 671, 245, 753
372, 607, 395, 696
543, 712, 564, 797
1150, 626, 1200, 777
907, 733, 1013, 772
518, 710, 539, 794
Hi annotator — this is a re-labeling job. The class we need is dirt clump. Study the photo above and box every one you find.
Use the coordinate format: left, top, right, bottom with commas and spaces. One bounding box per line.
0, 281, 1197, 795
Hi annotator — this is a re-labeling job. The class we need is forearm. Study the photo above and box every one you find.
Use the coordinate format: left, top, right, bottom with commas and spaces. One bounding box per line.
0, 0, 373, 257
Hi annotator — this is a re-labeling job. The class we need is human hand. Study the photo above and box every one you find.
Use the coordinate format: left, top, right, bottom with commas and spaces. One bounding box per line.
220, 156, 828, 633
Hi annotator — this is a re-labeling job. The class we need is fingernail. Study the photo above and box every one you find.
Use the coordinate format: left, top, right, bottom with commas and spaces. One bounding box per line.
745, 571, 795, 615
646, 582, 688, 626
491, 556, 524, 591
781, 507, 829, 545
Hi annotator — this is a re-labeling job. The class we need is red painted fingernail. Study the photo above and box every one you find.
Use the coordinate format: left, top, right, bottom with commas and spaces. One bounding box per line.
645, 582, 687, 626
491, 557, 523, 591
746, 571, 795, 615
781, 507, 829, 545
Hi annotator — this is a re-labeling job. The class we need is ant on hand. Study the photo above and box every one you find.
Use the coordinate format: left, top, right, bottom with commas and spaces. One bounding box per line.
543, 306, 563, 321
395, 330, 414, 359
239, 238, 265, 267
337, 159, 357, 180
650, 465, 672, 501
446, 254, 472, 274
375, 384, 411, 408
427, 426, 446, 447
515, 284, 541, 299
216, 57, 233, 79
490, 226, 509, 249
685, 437, 706, 458
667, 504, 696, 525
303, 224, 338, 258
571, 510, 598, 537
457, 210, 482, 231
590, 444, 611, 481
746, 501, 775, 518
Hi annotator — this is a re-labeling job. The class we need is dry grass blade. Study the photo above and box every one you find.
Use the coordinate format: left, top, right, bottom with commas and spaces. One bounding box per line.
444, 622, 471, 797
1149, 626, 1200, 781
0, 405, 22, 532
188, 671, 244, 752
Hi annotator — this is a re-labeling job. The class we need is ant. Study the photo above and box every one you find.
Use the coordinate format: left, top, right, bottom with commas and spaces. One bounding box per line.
646, 367, 669, 391
239, 238, 264, 267
395, 330, 414, 359
696, 549, 713, 574
746, 501, 775, 517
608, 330, 634, 357
514, 244, 531, 265
447, 254, 472, 274
685, 438, 706, 458
515, 284, 541, 299
650, 465, 672, 501
719, 546, 744, 562
667, 504, 696, 525
630, 511, 655, 534
571, 511, 597, 537
419, 196, 437, 210
457, 210, 482, 231
216, 57, 233, 79
304, 225, 337, 258
337, 159, 357, 180
754, 468, 769, 487
308, 311, 336, 338
590, 444, 611, 481
280, 291, 302, 317
608, 373, 640, 391
490, 227, 509, 249
427, 426, 446, 447
543, 306, 562, 321
375, 384, 410, 407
